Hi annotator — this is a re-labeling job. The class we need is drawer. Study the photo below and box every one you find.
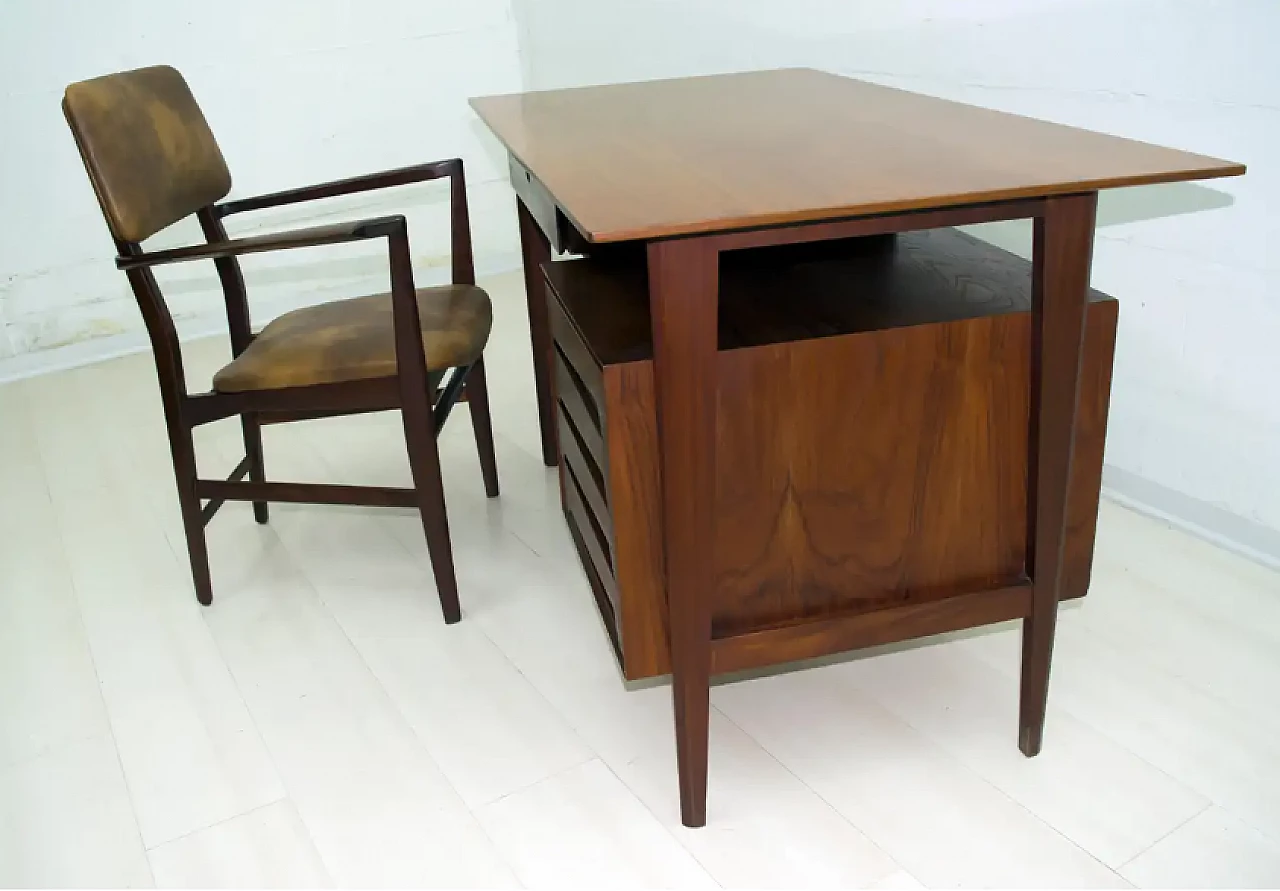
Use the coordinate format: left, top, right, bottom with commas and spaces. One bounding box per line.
554, 351, 606, 470
558, 409, 612, 546
547, 284, 606, 413
563, 452, 619, 613
546, 276, 608, 478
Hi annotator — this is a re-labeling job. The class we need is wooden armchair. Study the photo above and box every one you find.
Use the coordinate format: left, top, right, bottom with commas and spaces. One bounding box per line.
62, 65, 498, 623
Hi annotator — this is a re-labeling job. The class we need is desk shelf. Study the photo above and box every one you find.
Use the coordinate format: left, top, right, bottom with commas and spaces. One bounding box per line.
544, 228, 1118, 681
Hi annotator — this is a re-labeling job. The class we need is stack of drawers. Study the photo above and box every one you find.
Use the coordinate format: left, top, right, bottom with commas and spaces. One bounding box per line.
544, 228, 1118, 680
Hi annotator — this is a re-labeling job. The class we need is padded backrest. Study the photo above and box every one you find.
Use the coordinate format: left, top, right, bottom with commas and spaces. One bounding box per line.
63, 65, 231, 243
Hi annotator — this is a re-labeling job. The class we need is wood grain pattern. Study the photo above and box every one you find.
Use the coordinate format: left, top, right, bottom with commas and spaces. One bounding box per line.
553, 353, 606, 470
604, 360, 669, 679
562, 467, 624, 665
1063, 297, 1119, 598
472, 68, 1244, 243
546, 228, 1118, 681
1020, 193, 1098, 755
558, 410, 611, 545
711, 583, 1033, 675
488, 64, 1240, 831
563, 456, 618, 613
548, 282, 671, 680
712, 316, 1029, 636
647, 237, 720, 828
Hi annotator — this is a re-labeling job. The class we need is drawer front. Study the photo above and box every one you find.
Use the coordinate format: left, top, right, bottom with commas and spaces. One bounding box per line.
510, 156, 563, 252
558, 410, 612, 545
554, 353, 606, 470
547, 277, 609, 477
547, 288, 606, 414
563, 455, 619, 612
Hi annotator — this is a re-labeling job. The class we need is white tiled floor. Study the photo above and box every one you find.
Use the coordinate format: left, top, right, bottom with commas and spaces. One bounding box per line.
2, 269, 1279, 888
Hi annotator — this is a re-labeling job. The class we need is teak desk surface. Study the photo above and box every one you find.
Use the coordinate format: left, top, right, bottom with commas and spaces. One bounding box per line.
471, 67, 1241, 243
470, 68, 1244, 827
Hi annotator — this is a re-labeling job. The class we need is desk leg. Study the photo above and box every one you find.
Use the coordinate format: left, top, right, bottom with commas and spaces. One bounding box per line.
648, 237, 719, 828
1020, 192, 1098, 755
516, 197, 559, 467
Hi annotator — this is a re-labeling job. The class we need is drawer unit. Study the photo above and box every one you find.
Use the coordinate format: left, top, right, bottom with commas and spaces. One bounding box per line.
544, 228, 1119, 681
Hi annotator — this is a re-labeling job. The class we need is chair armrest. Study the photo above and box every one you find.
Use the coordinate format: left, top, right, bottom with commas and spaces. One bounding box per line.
211, 158, 474, 286
115, 216, 406, 270
215, 160, 461, 217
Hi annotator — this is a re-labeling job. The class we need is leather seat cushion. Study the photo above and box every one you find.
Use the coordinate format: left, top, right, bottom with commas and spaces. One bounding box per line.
213, 284, 491, 393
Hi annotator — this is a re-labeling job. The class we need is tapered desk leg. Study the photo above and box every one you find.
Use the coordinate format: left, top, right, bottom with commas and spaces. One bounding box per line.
516, 197, 558, 467
1020, 192, 1098, 755
648, 237, 719, 828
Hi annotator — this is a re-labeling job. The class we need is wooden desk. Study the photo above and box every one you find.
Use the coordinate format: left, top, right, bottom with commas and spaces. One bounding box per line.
471, 68, 1244, 827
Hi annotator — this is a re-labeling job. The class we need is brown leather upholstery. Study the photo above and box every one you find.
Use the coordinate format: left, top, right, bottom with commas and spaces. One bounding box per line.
213, 285, 492, 393
63, 66, 231, 243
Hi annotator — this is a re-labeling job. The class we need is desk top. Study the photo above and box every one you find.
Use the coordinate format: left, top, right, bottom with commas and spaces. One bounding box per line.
470, 68, 1244, 243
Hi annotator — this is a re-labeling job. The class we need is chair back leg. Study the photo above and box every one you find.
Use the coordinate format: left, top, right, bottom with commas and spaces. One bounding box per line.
240, 413, 270, 523
466, 356, 500, 498
402, 390, 462, 624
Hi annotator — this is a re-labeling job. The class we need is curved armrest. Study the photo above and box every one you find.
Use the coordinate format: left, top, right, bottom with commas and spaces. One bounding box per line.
116, 215, 406, 270
215, 159, 461, 217
208, 158, 474, 286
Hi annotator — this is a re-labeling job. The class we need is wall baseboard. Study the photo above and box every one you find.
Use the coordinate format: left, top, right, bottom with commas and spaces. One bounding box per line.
0, 253, 522, 385
0, 327, 158, 385
1102, 464, 1280, 572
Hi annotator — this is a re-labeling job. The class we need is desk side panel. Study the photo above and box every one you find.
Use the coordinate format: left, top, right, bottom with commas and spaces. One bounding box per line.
606, 300, 1116, 679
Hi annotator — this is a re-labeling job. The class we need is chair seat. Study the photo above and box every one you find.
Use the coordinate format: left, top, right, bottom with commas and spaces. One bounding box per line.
213, 284, 492, 393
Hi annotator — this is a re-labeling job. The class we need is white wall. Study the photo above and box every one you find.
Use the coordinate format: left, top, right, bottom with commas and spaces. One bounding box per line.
3, 0, 1277, 563
512, 0, 1280, 563
0, 0, 523, 378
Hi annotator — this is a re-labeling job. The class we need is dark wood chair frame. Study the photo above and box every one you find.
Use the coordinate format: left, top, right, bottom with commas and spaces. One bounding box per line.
112, 158, 498, 622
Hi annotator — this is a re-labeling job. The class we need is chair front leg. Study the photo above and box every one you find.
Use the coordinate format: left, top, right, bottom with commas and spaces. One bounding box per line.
386, 219, 462, 624
402, 397, 462, 624
465, 356, 500, 498
166, 413, 214, 605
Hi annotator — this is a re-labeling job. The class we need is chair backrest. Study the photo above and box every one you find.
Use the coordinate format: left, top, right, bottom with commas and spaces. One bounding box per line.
63, 65, 231, 244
